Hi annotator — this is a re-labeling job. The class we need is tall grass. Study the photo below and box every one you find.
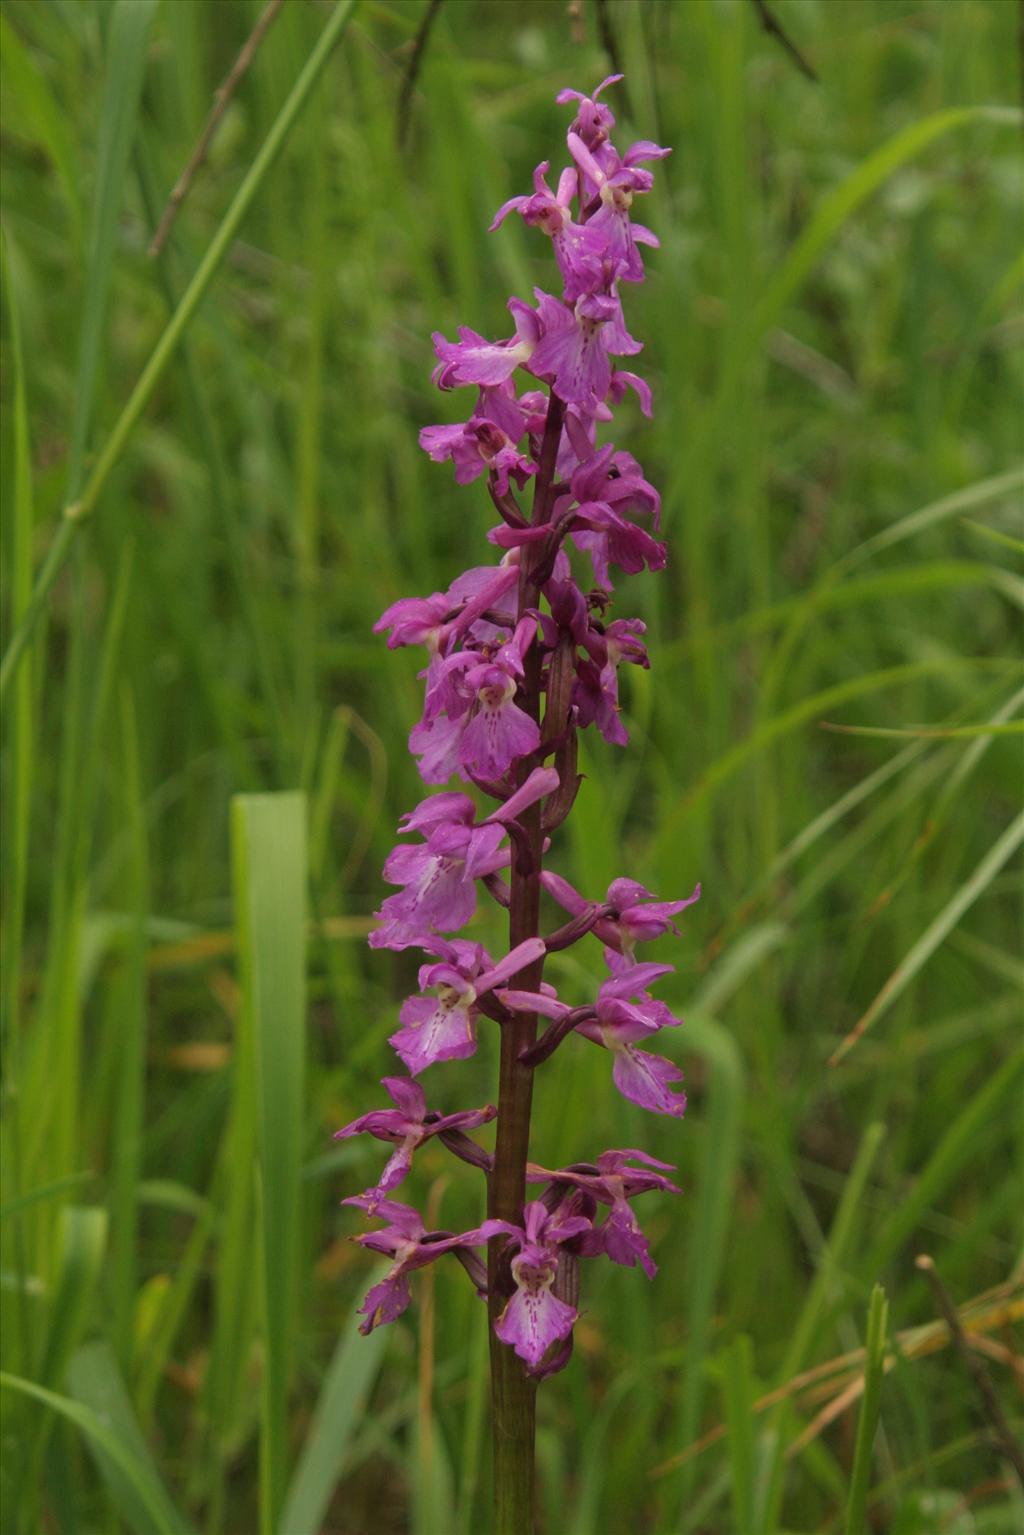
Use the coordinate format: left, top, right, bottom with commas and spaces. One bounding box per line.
2, 1, 1021, 1530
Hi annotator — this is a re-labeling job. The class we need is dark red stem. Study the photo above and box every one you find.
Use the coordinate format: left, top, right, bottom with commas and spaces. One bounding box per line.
519, 1006, 598, 1069
487, 389, 565, 1534
543, 902, 612, 953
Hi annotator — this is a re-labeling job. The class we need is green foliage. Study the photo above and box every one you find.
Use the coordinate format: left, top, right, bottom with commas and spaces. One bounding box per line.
1, 1, 1021, 1530
844, 1286, 890, 1535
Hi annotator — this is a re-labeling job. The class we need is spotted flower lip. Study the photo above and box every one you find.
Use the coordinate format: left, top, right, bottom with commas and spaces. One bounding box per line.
342, 1196, 501, 1335
368, 817, 504, 950
335, 1076, 496, 1203
528, 1148, 680, 1278
497, 949, 687, 1118
489, 1202, 593, 1371
390, 936, 546, 1075
565, 131, 670, 283
409, 620, 541, 785
369, 767, 559, 950
528, 288, 642, 408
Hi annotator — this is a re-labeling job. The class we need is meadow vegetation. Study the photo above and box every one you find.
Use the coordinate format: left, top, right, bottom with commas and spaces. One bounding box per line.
1, 1, 1021, 1530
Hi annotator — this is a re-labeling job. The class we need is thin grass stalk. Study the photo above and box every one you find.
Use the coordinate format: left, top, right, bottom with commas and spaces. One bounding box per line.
844, 1286, 890, 1535
1, 235, 36, 1381
109, 685, 149, 1367
132, 140, 284, 775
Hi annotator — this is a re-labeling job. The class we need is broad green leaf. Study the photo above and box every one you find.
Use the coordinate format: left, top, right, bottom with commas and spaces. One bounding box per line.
232, 792, 307, 1534
1, 1365, 186, 1535
280, 1293, 389, 1535
66, 1340, 195, 1535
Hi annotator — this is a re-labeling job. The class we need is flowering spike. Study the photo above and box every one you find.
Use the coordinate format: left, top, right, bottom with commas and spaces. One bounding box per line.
343, 75, 700, 1524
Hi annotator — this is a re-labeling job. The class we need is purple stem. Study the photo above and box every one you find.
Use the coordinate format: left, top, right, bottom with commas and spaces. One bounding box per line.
519, 1006, 598, 1069
482, 871, 512, 910
543, 903, 612, 953
439, 1127, 494, 1173
487, 388, 565, 1535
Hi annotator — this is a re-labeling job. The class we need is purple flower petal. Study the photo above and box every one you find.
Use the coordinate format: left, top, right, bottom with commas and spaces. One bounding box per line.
409, 708, 466, 785
459, 680, 540, 780
390, 990, 478, 1076
358, 1271, 412, 1335
611, 1046, 687, 1117
494, 1261, 578, 1369
381, 1076, 427, 1120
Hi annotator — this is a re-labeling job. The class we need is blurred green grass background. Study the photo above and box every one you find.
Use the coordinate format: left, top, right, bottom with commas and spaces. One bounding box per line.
1, 1, 1022, 1531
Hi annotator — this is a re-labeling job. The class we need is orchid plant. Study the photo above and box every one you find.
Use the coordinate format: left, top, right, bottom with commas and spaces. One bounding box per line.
339, 76, 699, 1530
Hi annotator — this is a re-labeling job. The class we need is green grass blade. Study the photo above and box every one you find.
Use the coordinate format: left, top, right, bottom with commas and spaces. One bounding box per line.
0, 0, 359, 702
831, 809, 1024, 1064
202, 1048, 257, 1460
755, 108, 1020, 337
279, 1293, 389, 1535
1, 230, 37, 1378
671, 1013, 745, 1509
564, 1371, 641, 1535
21, 540, 135, 1201
864, 1048, 1024, 1279
109, 685, 149, 1367
844, 467, 1024, 571
65, 0, 157, 499
758, 741, 928, 894
690, 923, 788, 1014
36, 1205, 107, 1395
0, 515, 77, 702
780, 1123, 887, 1384
723, 1334, 758, 1535
0, 1173, 94, 1223
1, 1366, 184, 1535
657, 658, 1017, 857
961, 517, 1024, 556
231, 792, 308, 1535
798, 682, 1024, 929
758, 1124, 889, 1527
456, 1296, 490, 1535
843, 1286, 890, 1535
17, 1205, 108, 1523
133, 137, 287, 772
66, 1340, 196, 1535
0, 236, 34, 1055
0, 11, 84, 244
662, 560, 1013, 663
136, 1197, 215, 1424
819, 720, 1023, 740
